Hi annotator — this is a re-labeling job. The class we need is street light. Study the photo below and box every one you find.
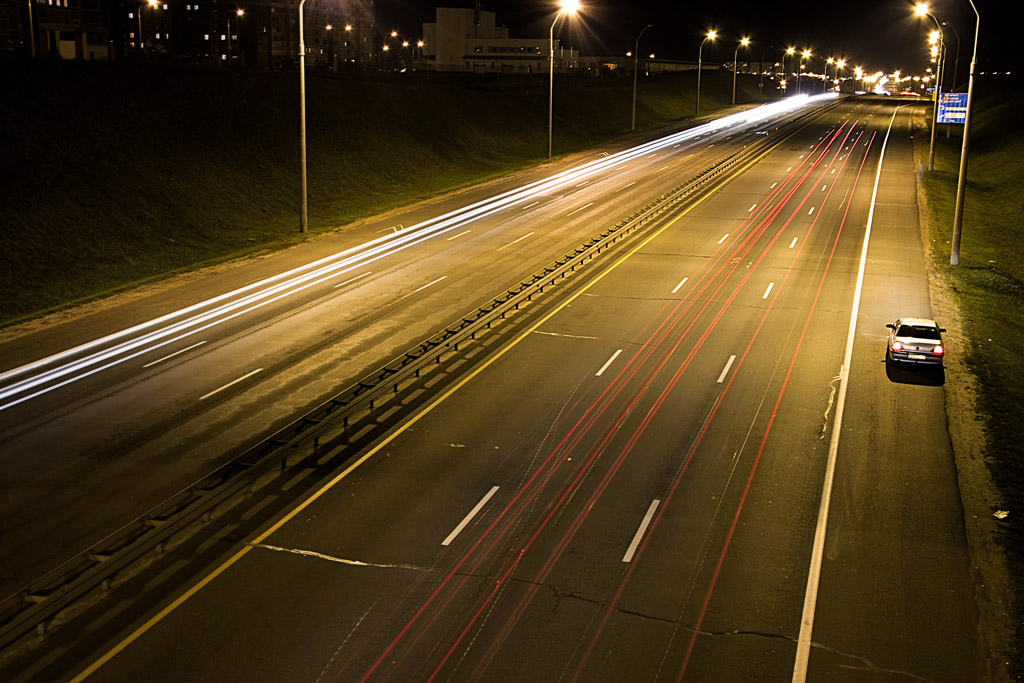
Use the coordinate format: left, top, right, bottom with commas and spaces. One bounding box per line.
942, 21, 961, 91
732, 37, 750, 106
548, 0, 581, 159
758, 43, 773, 95
136, 0, 158, 55
915, 3, 945, 172
784, 47, 795, 92
298, 0, 308, 232
825, 57, 834, 88
834, 58, 845, 91
227, 8, 244, 68
632, 24, 653, 131
695, 30, 716, 116
800, 48, 811, 94
951, 0, 979, 266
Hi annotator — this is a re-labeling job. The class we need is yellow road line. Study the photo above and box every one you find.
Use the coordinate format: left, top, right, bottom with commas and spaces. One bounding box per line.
71, 132, 791, 682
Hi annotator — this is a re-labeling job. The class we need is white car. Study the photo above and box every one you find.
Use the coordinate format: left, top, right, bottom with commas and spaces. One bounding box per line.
885, 317, 945, 367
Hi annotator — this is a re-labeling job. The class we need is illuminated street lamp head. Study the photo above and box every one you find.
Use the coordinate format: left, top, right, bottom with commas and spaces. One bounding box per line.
325, 23, 332, 30
417, 40, 424, 47
707, 30, 717, 40
558, 0, 581, 15
740, 37, 750, 46
147, 0, 158, 7
786, 46, 796, 55
390, 30, 398, 38
236, 8, 243, 16
344, 24, 352, 31
802, 49, 811, 59
914, 2, 929, 17
382, 44, 390, 51
402, 40, 409, 47
929, 30, 939, 44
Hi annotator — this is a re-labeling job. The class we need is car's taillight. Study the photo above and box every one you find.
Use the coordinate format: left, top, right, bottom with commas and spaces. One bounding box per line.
933, 345, 944, 355
891, 341, 903, 352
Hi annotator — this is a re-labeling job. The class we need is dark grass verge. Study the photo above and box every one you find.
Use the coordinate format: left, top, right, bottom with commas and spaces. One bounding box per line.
918, 75, 1024, 680
0, 61, 772, 325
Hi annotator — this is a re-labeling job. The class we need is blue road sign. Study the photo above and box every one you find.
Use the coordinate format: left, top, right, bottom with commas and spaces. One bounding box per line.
937, 92, 969, 124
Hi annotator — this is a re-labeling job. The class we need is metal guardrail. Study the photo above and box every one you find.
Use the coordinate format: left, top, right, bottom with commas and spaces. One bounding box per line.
0, 110, 824, 652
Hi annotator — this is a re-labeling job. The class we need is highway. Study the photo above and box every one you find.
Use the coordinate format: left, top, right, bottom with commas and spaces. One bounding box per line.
0, 96, 823, 600
1, 96, 984, 682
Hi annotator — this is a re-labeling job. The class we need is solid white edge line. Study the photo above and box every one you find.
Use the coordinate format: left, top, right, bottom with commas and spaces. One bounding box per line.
142, 341, 206, 368
762, 282, 775, 299
595, 349, 622, 377
414, 276, 447, 293
671, 276, 689, 294
791, 105, 902, 683
716, 355, 736, 384
622, 499, 661, 562
199, 368, 263, 401
442, 486, 500, 546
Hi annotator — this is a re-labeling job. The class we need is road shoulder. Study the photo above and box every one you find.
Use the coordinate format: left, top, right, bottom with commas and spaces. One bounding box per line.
913, 107, 1014, 682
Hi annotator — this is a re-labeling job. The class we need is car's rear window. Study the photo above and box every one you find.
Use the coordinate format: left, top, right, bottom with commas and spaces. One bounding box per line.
897, 325, 941, 340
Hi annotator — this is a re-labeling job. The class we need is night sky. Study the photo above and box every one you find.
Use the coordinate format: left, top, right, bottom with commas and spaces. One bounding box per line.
377, 0, 1014, 77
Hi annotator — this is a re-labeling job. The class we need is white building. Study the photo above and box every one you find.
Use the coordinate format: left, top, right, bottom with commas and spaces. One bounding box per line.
422, 7, 577, 74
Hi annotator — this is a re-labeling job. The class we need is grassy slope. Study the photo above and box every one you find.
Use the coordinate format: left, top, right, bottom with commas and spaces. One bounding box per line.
920, 76, 1024, 677
0, 62, 765, 323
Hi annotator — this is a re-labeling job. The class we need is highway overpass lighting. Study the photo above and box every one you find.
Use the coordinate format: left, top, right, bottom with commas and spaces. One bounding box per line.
733, 37, 750, 106
548, 0, 582, 158
696, 30, 717, 115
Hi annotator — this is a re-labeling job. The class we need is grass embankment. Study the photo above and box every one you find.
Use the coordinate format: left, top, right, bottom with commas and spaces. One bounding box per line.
918, 76, 1024, 677
0, 62, 767, 324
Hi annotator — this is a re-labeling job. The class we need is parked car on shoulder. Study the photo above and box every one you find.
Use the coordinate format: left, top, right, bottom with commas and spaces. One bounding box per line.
885, 317, 945, 367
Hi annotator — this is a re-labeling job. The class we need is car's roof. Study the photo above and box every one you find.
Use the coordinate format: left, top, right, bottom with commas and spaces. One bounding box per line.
897, 317, 939, 327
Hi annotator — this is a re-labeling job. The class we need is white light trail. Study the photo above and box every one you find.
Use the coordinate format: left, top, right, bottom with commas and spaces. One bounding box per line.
0, 94, 835, 411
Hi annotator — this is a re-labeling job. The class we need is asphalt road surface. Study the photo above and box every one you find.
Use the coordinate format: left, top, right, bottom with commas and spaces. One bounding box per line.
0, 96, 824, 599
2, 96, 984, 682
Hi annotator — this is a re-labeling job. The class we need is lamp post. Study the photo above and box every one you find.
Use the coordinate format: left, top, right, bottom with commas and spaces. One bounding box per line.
548, 0, 581, 159
784, 46, 795, 92
799, 49, 811, 94
942, 21, 961, 91
136, 0, 157, 55
825, 57, 834, 90
732, 37, 749, 106
941, 21, 960, 139
227, 8, 243, 67
695, 30, 716, 116
834, 59, 845, 92
950, 0, 979, 266
758, 43, 773, 95
915, 4, 945, 172
631, 24, 653, 131
298, 0, 308, 233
